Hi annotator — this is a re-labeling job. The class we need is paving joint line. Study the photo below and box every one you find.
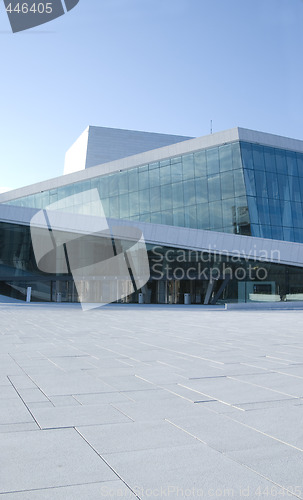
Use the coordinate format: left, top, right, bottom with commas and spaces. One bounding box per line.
7, 376, 42, 430
165, 419, 303, 499
74, 427, 141, 499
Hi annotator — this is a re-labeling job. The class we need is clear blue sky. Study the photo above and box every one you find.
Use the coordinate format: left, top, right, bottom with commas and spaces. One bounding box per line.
1, 0, 303, 191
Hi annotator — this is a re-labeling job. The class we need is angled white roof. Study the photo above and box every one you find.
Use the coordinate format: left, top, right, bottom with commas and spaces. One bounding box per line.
64, 126, 193, 175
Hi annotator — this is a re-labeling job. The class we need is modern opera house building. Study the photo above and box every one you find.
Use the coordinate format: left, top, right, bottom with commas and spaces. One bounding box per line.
1, 126, 303, 305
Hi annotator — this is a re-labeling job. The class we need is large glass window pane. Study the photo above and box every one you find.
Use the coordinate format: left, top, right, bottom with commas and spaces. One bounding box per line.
250, 224, 261, 237
119, 194, 129, 218
161, 210, 173, 226
255, 170, 268, 198
247, 196, 259, 224
231, 142, 242, 170
278, 174, 290, 201
252, 145, 265, 170
234, 169, 246, 197
101, 197, 109, 216
129, 191, 139, 216
118, 171, 128, 194
150, 212, 162, 224
263, 146, 276, 173
149, 168, 160, 188
173, 208, 185, 227
271, 226, 283, 240
208, 174, 221, 201
170, 161, 183, 182
99, 176, 109, 198
281, 200, 293, 227
139, 189, 150, 214
196, 178, 208, 203
57, 185, 72, 201
257, 197, 271, 226
240, 142, 254, 169
32, 192, 49, 209
222, 226, 235, 234
222, 199, 236, 227
266, 172, 279, 199
244, 169, 256, 197
289, 176, 301, 203
90, 177, 100, 191
159, 164, 171, 185
268, 198, 282, 227
107, 175, 118, 196
140, 213, 151, 223
209, 201, 223, 229
294, 228, 303, 243
194, 150, 207, 177
275, 149, 287, 174
206, 148, 219, 175
139, 170, 149, 190
160, 165, 171, 186
109, 196, 119, 218
221, 171, 234, 199
234, 199, 250, 228
259, 225, 272, 239
172, 182, 184, 208
49, 189, 58, 204
183, 179, 196, 206
184, 205, 197, 228
219, 144, 232, 172
296, 153, 303, 177
160, 184, 172, 210
150, 186, 160, 212
42, 191, 51, 208
73, 180, 91, 195
196, 203, 210, 229
286, 152, 298, 176
283, 226, 294, 241
292, 202, 303, 228
128, 168, 139, 192
182, 154, 195, 180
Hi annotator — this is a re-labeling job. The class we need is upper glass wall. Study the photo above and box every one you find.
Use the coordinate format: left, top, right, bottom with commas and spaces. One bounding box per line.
2, 142, 250, 236
240, 142, 303, 243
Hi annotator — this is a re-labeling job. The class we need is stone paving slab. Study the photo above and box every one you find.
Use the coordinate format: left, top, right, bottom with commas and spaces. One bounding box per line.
1, 304, 303, 498
102, 443, 288, 499
0, 428, 117, 493
77, 420, 194, 454
0, 481, 136, 499
31, 402, 133, 429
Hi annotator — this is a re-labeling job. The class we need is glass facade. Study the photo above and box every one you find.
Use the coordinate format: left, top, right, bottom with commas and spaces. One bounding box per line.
5, 140, 303, 243
2, 134, 303, 304
241, 142, 303, 242
3, 142, 250, 236
1, 220, 303, 304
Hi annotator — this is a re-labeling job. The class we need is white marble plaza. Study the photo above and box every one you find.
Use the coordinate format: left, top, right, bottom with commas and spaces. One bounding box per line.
0, 304, 303, 499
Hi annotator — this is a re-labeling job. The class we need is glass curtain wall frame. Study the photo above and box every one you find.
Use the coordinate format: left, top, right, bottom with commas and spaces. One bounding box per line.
240, 141, 303, 243
2, 142, 250, 236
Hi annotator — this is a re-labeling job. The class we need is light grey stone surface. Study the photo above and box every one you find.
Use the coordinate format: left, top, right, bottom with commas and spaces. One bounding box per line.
0, 428, 116, 493
0, 481, 136, 499
1, 304, 303, 498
